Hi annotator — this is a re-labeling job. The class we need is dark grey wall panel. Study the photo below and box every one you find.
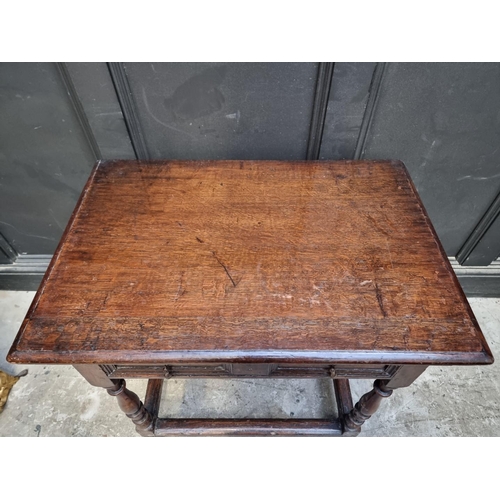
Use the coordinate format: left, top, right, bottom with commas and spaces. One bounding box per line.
0, 232, 17, 264
452, 258, 500, 297
306, 63, 334, 160
65, 63, 136, 160
457, 275, 500, 297
0, 63, 96, 254
319, 62, 377, 160
0, 254, 50, 290
458, 191, 500, 265
464, 215, 500, 265
121, 63, 318, 160
362, 63, 500, 256
1, 62, 500, 295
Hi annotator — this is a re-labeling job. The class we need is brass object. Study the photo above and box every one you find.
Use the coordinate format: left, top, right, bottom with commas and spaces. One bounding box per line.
0, 369, 27, 413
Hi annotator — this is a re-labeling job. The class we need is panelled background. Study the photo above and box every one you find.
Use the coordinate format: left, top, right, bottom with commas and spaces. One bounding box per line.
1, 63, 499, 294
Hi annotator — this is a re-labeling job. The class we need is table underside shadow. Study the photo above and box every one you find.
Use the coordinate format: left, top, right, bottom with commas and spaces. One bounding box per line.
74, 364, 426, 437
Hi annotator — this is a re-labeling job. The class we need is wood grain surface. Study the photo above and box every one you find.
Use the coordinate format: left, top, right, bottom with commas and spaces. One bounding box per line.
8, 160, 493, 365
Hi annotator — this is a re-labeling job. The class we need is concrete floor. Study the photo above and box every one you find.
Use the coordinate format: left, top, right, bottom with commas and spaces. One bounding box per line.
0, 290, 499, 437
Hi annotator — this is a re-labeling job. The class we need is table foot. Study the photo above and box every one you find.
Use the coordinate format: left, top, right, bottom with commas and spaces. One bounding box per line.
107, 379, 155, 436
343, 380, 393, 432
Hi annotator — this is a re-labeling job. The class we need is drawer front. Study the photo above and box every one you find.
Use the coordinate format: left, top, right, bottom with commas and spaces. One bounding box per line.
106, 363, 397, 379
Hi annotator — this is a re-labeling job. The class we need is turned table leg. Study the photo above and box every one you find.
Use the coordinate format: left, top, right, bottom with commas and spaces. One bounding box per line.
344, 380, 392, 432
107, 379, 154, 436
73, 364, 155, 436
343, 365, 428, 434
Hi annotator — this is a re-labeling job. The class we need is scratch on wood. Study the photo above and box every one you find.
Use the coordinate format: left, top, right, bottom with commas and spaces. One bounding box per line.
102, 293, 110, 309
374, 283, 387, 317
386, 239, 394, 269
366, 213, 390, 237
212, 251, 237, 287
426, 328, 436, 350
403, 327, 410, 350
175, 271, 186, 300
196, 237, 204, 243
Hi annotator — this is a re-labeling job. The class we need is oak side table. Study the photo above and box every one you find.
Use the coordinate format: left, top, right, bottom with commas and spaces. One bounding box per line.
7, 160, 493, 436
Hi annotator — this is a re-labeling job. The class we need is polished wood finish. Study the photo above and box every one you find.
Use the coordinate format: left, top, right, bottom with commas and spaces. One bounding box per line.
144, 379, 163, 417
383, 365, 428, 390
344, 380, 393, 432
342, 365, 429, 432
154, 418, 343, 437
73, 364, 154, 435
7, 160, 494, 436
333, 379, 359, 436
107, 363, 395, 379
107, 379, 154, 436
8, 160, 492, 366
334, 379, 354, 416
73, 364, 116, 389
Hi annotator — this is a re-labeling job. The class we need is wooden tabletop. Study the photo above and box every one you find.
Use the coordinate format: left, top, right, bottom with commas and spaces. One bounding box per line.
8, 160, 493, 365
